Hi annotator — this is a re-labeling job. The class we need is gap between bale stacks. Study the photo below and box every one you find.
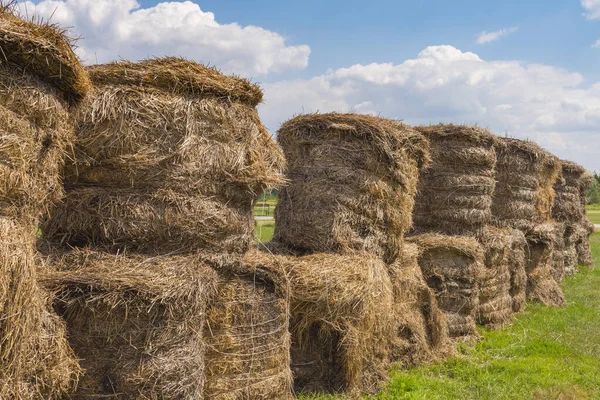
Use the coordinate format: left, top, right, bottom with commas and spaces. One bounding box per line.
412, 124, 500, 237
273, 113, 430, 263
407, 234, 485, 339
244, 249, 395, 397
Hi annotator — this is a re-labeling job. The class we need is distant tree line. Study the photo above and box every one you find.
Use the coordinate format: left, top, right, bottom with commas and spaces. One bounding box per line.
589, 172, 600, 204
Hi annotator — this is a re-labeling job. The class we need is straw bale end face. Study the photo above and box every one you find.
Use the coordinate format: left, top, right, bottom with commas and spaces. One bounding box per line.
274, 113, 430, 261
39, 249, 220, 399
245, 248, 395, 396
203, 268, 293, 400
0, 7, 90, 102
407, 234, 485, 338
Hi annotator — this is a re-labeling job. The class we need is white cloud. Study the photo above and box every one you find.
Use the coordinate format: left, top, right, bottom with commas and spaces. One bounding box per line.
259, 45, 600, 172
582, 0, 600, 20
593, 39, 600, 48
476, 27, 518, 44
17, 0, 310, 76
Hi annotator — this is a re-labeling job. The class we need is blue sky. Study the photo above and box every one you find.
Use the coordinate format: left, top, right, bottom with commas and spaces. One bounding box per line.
17, 0, 600, 171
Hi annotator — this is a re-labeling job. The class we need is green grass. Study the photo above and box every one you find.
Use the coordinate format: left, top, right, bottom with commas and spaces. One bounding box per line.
301, 232, 600, 400
586, 204, 600, 211
255, 220, 275, 243
587, 210, 600, 225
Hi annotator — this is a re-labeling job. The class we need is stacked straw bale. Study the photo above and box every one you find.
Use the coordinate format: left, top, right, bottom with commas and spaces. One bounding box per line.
407, 234, 485, 338
273, 113, 430, 263
0, 6, 89, 398
492, 138, 565, 307
244, 249, 395, 396
507, 229, 528, 313
410, 125, 514, 331
387, 243, 451, 364
40, 250, 220, 398
552, 160, 595, 273
41, 58, 292, 398
412, 124, 500, 236
524, 224, 565, 306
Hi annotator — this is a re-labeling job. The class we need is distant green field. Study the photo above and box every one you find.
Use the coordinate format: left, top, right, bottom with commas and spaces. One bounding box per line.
255, 220, 275, 243
302, 232, 600, 400
587, 204, 600, 211
587, 210, 600, 225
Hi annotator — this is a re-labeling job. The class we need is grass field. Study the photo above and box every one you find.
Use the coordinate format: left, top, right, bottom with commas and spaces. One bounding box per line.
255, 220, 275, 243
587, 210, 600, 225
301, 232, 600, 400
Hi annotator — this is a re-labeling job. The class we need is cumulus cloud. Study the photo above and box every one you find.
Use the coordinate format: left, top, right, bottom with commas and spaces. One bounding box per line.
260, 46, 600, 171
17, 0, 310, 76
593, 40, 600, 48
476, 27, 518, 44
582, 0, 600, 19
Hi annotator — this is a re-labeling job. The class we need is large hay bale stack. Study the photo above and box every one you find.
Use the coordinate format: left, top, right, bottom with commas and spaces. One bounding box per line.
43, 57, 285, 255
40, 249, 219, 399
245, 249, 394, 396
407, 234, 485, 338
491, 138, 564, 307
476, 226, 513, 328
387, 243, 451, 364
507, 229, 527, 313
40, 57, 292, 398
412, 124, 500, 236
0, 7, 89, 398
576, 218, 595, 266
550, 222, 566, 282
273, 113, 429, 263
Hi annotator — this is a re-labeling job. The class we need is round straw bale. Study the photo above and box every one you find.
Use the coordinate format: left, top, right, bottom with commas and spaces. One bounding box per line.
0, 217, 80, 399
204, 270, 293, 400
65, 80, 284, 196
524, 224, 565, 307
0, 7, 90, 101
507, 229, 527, 313
41, 187, 254, 254
412, 125, 498, 236
275, 113, 429, 263
407, 234, 485, 338
476, 227, 513, 328
387, 243, 451, 365
245, 249, 395, 395
40, 248, 219, 399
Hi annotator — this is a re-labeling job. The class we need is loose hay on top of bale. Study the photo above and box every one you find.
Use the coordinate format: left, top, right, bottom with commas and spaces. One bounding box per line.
387, 242, 451, 365
524, 224, 565, 307
412, 124, 501, 236
492, 138, 561, 231
64, 58, 284, 200
274, 113, 430, 263
39, 248, 221, 399
507, 229, 527, 313
244, 248, 395, 396
0, 218, 79, 399
475, 226, 514, 328
0, 4, 90, 102
407, 234, 485, 339
204, 268, 293, 400
41, 187, 255, 255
